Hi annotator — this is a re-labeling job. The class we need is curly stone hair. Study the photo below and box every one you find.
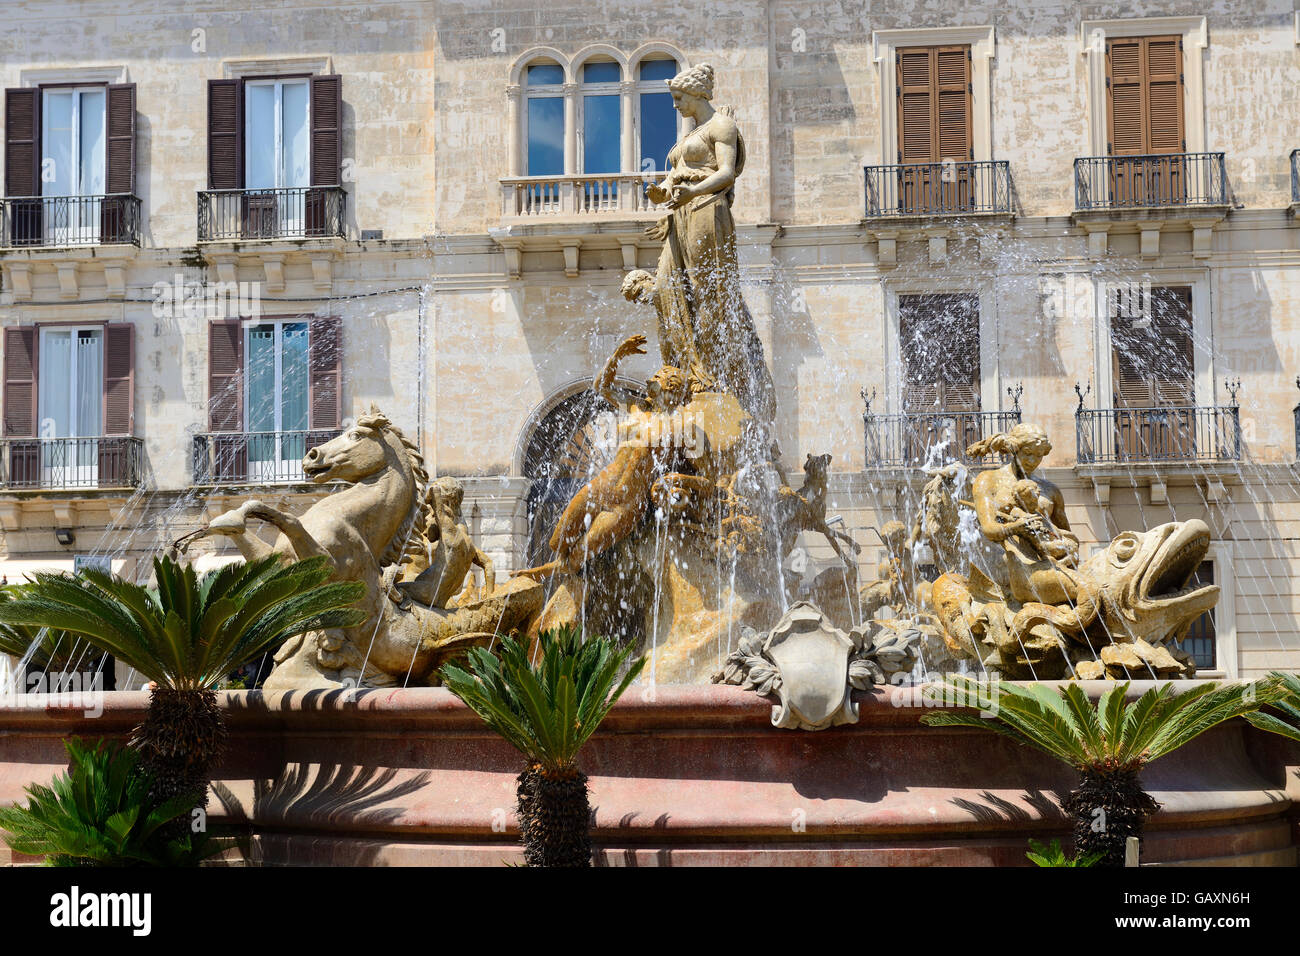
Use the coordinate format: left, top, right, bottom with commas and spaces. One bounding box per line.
966, 422, 1052, 461
666, 62, 714, 99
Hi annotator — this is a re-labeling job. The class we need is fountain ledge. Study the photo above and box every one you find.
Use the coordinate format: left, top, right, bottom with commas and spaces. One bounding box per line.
0, 683, 1296, 866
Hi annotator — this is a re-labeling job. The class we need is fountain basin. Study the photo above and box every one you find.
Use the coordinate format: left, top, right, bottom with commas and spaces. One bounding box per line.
0, 683, 1295, 866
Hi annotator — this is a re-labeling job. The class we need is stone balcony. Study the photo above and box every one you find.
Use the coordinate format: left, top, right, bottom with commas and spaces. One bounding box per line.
1071, 152, 1232, 258
494, 173, 666, 277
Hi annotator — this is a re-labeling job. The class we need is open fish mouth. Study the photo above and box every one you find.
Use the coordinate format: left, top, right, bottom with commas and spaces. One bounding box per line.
1138, 520, 1219, 611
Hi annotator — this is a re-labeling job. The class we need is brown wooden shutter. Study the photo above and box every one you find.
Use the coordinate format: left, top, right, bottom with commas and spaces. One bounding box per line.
1106, 36, 1183, 155
897, 50, 934, 164
98, 323, 135, 484
936, 47, 971, 162
1152, 286, 1194, 406
2, 327, 38, 484
102, 324, 134, 434
3, 327, 37, 436
105, 84, 136, 194
3, 89, 40, 197
900, 293, 979, 413
310, 75, 342, 186
308, 316, 341, 430
1146, 38, 1184, 152
1107, 38, 1145, 155
207, 79, 243, 190
1112, 287, 1158, 408
208, 319, 243, 431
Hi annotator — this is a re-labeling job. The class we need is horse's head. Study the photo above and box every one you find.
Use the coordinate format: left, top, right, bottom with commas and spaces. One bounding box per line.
302, 412, 402, 484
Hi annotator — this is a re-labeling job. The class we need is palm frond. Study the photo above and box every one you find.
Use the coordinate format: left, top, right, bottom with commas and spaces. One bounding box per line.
0, 555, 364, 691
923, 676, 1275, 773
0, 738, 219, 867
440, 625, 645, 772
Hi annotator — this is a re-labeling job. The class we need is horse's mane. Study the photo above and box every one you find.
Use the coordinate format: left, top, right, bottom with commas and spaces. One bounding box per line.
355, 410, 429, 569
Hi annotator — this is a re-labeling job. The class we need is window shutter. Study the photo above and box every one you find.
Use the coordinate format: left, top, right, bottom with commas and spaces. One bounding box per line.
208, 319, 243, 431
102, 323, 134, 434
310, 75, 342, 186
1152, 285, 1194, 406
105, 84, 136, 194
1111, 288, 1158, 408
900, 293, 979, 413
4, 88, 40, 197
308, 316, 341, 430
3, 327, 37, 437
1106, 36, 1183, 155
1106, 38, 1145, 155
1145, 38, 1184, 153
207, 79, 242, 190
936, 47, 971, 162
941, 294, 981, 412
897, 49, 934, 164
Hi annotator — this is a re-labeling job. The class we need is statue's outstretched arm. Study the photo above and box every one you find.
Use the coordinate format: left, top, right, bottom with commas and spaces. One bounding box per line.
595, 333, 647, 409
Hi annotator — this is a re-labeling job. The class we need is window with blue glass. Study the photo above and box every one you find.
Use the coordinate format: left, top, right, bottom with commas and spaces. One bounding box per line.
580, 60, 621, 175
638, 58, 679, 177
526, 62, 564, 176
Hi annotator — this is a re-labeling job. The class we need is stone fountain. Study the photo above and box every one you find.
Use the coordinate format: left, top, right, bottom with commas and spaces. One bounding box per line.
172, 62, 1220, 707
2, 60, 1294, 869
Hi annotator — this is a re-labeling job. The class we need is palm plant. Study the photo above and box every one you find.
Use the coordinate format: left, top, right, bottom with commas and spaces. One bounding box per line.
440, 625, 645, 867
0, 738, 221, 866
0, 555, 364, 824
1243, 671, 1300, 743
920, 678, 1276, 866
0, 586, 106, 678
1025, 837, 1103, 867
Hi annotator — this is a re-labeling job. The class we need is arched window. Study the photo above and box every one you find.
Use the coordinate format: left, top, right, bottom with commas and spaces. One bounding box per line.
579, 59, 621, 174
524, 60, 564, 175
636, 57, 680, 177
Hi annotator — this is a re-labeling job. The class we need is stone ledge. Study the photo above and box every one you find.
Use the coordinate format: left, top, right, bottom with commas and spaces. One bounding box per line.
1, 682, 1294, 866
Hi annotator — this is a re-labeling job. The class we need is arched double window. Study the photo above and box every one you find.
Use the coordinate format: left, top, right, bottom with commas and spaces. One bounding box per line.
508, 45, 686, 182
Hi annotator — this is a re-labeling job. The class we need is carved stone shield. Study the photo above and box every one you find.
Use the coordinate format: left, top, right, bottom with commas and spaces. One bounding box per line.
764, 603, 858, 731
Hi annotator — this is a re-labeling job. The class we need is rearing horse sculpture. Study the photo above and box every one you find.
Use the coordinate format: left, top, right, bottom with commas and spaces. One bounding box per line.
182, 408, 543, 688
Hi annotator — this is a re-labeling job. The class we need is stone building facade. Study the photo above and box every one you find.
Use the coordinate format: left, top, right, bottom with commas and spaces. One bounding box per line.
2, 0, 1299, 680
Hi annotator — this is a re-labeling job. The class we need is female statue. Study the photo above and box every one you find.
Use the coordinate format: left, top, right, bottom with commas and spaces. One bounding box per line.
966, 423, 1083, 607
642, 62, 776, 427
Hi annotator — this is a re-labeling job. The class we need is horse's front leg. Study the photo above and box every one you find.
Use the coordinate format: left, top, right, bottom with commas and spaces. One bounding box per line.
207, 500, 333, 569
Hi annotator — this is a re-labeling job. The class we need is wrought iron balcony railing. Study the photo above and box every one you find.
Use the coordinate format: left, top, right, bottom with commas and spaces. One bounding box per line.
192, 430, 340, 485
0, 194, 141, 248
197, 187, 346, 241
499, 174, 663, 218
1074, 153, 1228, 211
864, 160, 1013, 218
1076, 406, 1241, 465
864, 409, 1022, 469
0, 437, 143, 490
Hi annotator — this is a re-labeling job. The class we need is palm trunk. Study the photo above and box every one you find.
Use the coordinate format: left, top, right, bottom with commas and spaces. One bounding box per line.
1062, 767, 1160, 867
517, 763, 592, 867
131, 687, 226, 837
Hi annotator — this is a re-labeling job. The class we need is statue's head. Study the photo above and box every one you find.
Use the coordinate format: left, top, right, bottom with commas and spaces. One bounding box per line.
621, 269, 654, 303
646, 365, 688, 410
667, 62, 713, 117
302, 410, 397, 484
1006, 423, 1052, 474
966, 421, 1051, 475
431, 475, 464, 516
